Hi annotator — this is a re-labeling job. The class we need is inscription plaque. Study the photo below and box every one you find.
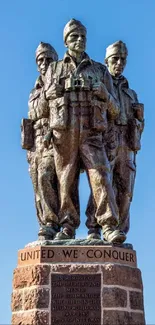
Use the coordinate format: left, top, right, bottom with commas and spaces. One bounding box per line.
18, 246, 137, 267
51, 274, 101, 324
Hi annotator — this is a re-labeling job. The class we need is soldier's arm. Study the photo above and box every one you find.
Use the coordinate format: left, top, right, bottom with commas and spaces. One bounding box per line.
103, 67, 120, 120
132, 90, 138, 103
28, 91, 37, 120
132, 90, 144, 121
127, 90, 144, 152
132, 90, 144, 133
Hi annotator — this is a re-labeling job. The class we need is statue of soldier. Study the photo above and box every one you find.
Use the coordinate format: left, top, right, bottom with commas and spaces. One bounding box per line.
44, 19, 126, 243
21, 42, 60, 239
104, 41, 144, 234
86, 41, 144, 239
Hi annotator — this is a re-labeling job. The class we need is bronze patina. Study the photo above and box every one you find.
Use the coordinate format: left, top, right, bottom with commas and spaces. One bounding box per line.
86, 41, 144, 239
22, 22, 144, 245
44, 19, 126, 243
22, 42, 60, 239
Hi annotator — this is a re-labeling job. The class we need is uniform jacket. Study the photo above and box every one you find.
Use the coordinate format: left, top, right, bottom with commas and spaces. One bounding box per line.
113, 76, 138, 125
27, 76, 52, 161
105, 76, 144, 154
45, 52, 120, 131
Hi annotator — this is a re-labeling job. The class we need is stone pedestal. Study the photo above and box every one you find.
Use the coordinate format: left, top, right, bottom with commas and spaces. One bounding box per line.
11, 241, 146, 325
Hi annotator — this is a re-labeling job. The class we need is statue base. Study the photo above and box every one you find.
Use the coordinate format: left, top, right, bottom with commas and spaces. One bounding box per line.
11, 240, 146, 325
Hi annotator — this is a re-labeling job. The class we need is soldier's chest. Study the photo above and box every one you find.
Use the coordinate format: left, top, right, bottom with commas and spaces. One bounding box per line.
63, 63, 99, 80
115, 86, 136, 109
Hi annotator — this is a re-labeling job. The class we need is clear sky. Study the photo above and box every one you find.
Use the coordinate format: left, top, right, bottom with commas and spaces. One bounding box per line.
0, 0, 155, 323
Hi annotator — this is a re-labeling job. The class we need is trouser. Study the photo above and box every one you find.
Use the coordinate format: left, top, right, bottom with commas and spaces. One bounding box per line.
29, 150, 59, 226
28, 151, 43, 226
86, 128, 136, 234
38, 153, 59, 225
85, 193, 101, 234
53, 128, 119, 231
111, 147, 136, 233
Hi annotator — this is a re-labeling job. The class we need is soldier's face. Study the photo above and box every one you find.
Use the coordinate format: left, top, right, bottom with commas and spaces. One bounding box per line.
66, 29, 86, 53
37, 53, 53, 76
107, 54, 127, 77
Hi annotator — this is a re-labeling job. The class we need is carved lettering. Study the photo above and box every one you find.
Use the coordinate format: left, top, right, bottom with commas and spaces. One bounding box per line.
130, 253, 135, 262
47, 249, 54, 258
41, 249, 46, 259
119, 251, 125, 261
87, 249, 93, 258
18, 247, 136, 267
33, 249, 40, 259
51, 274, 101, 324
27, 251, 33, 260
73, 249, 78, 258
126, 252, 129, 261
112, 250, 119, 259
103, 249, 111, 258
21, 252, 26, 261
94, 250, 102, 258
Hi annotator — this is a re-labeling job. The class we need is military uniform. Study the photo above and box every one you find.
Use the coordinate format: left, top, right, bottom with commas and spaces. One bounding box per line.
21, 42, 60, 238
45, 51, 121, 236
105, 76, 144, 233
27, 76, 59, 229
86, 41, 144, 237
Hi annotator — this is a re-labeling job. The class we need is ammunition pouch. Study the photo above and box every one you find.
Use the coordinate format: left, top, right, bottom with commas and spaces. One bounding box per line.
128, 118, 143, 151
49, 97, 68, 130
91, 99, 107, 132
34, 118, 48, 129
34, 118, 49, 137
21, 118, 34, 150
132, 103, 144, 121
103, 121, 118, 163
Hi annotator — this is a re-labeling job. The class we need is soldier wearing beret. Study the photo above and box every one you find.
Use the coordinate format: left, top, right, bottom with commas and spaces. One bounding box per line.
23, 42, 60, 239
45, 19, 126, 243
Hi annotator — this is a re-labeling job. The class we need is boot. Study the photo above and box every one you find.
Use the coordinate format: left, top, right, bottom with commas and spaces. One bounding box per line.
87, 227, 101, 240
38, 222, 60, 240
102, 225, 126, 244
54, 226, 75, 240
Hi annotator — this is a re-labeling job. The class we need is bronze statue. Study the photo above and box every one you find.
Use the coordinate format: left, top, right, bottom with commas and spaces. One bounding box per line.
22, 22, 144, 245
105, 41, 144, 233
44, 19, 126, 243
86, 41, 144, 238
21, 42, 60, 239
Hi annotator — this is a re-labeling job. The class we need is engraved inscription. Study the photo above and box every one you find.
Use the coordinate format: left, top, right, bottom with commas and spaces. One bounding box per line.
51, 274, 101, 324
18, 246, 137, 268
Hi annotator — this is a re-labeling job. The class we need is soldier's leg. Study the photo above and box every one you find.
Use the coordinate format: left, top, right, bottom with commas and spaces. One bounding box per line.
37, 153, 60, 239
85, 123, 118, 240
85, 193, 101, 239
81, 131, 126, 243
53, 129, 80, 239
28, 152, 44, 226
114, 149, 136, 234
85, 147, 116, 240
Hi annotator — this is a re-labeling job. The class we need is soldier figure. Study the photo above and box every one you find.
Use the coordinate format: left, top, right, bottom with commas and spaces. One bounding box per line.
22, 42, 60, 239
86, 41, 144, 238
45, 19, 126, 243
104, 41, 144, 234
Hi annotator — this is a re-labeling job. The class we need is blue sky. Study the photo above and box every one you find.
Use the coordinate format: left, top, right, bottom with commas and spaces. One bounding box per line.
0, 0, 155, 323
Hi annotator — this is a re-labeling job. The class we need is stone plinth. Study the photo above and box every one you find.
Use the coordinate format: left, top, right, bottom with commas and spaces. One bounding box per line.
11, 241, 146, 325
